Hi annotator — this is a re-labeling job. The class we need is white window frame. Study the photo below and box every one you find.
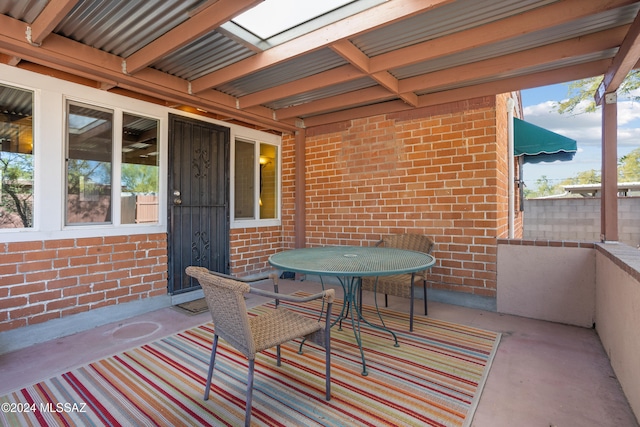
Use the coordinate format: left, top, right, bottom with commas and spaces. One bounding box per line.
63, 98, 164, 229
231, 132, 281, 228
0, 82, 36, 230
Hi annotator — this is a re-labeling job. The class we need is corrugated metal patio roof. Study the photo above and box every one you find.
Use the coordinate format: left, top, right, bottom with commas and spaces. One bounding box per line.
1, 0, 639, 133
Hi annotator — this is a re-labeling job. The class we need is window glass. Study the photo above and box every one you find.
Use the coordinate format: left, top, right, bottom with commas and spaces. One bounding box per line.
259, 143, 277, 219
0, 84, 34, 229
234, 138, 279, 221
234, 139, 255, 219
121, 113, 159, 224
66, 102, 113, 224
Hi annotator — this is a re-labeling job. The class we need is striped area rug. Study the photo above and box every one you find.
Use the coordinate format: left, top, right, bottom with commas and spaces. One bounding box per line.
0, 294, 500, 426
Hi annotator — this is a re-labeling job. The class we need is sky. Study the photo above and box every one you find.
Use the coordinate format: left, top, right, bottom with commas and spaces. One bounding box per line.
520, 82, 640, 188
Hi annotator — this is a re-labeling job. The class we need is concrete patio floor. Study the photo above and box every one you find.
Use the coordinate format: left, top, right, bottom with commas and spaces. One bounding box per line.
1, 278, 637, 427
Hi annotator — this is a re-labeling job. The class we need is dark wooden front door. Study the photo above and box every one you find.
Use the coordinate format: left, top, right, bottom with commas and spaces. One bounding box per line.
168, 114, 230, 294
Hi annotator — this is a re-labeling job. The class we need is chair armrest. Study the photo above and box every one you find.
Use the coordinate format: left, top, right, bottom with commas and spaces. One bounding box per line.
250, 287, 335, 304
199, 268, 275, 283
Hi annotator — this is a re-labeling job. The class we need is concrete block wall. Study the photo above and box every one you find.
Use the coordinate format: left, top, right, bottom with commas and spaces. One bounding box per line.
0, 233, 167, 332
524, 197, 640, 246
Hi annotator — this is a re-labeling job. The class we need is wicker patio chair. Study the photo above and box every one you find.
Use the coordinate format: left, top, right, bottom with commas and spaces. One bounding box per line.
360, 234, 434, 331
185, 266, 334, 427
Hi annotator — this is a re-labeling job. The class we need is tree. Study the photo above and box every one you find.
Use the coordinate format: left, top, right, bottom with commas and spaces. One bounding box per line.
618, 147, 640, 182
121, 163, 158, 193
560, 169, 601, 186
0, 152, 34, 227
555, 70, 640, 114
524, 175, 557, 198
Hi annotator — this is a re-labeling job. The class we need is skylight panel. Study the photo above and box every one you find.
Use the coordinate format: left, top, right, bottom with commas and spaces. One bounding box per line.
224, 0, 387, 50
233, 0, 354, 40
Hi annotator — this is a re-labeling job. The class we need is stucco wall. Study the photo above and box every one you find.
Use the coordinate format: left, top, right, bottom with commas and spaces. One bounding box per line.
523, 197, 640, 247
496, 240, 596, 327
595, 243, 640, 419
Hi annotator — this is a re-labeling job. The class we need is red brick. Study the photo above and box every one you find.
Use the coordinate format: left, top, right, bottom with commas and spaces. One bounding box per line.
0, 296, 28, 310
25, 270, 58, 283
78, 292, 104, 305
48, 277, 79, 290
10, 282, 46, 296
29, 311, 61, 325
93, 281, 118, 292
0, 319, 27, 332
24, 250, 57, 262
63, 284, 92, 297
29, 290, 62, 303
18, 260, 53, 273
7, 241, 42, 252
76, 237, 104, 247
106, 287, 129, 299
10, 304, 45, 319
44, 239, 75, 249
46, 297, 77, 311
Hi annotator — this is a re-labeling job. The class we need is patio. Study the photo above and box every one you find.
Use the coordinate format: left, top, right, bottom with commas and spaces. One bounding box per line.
1, 1, 640, 425
1, 276, 637, 426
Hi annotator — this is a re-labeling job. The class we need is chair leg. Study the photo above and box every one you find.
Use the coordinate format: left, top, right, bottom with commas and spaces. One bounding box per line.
410, 273, 415, 332
423, 279, 428, 316
384, 294, 388, 307
271, 274, 280, 308
245, 359, 255, 427
276, 344, 281, 366
204, 335, 219, 400
325, 302, 332, 401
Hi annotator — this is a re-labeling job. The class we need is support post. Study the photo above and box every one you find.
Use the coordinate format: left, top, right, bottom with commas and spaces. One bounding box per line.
601, 93, 618, 242
294, 129, 306, 249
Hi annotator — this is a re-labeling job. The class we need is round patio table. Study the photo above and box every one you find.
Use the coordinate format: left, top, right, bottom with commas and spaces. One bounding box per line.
269, 245, 435, 375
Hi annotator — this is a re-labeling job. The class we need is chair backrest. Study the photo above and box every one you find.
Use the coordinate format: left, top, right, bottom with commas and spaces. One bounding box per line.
185, 266, 256, 358
379, 233, 434, 254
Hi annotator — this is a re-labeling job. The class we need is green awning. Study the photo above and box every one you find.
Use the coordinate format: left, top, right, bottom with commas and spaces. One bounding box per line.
514, 117, 577, 164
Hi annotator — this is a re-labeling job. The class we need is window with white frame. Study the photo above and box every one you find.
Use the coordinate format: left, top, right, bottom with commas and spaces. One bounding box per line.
234, 138, 278, 221
65, 101, 113, 225
65, 100, 161, 226
121, 113, 159, 224
0, 83, 34, 229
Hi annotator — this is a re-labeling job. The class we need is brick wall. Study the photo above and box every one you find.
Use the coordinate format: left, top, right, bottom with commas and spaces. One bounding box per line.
230, 226, 282, 275
278, 96, 518, 298
0, 233, 167, 332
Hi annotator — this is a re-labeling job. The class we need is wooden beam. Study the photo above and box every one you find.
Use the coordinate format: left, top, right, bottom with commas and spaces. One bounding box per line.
416, 60, 613, 109
330, 40, 369, 73
595, 9, 640, 104
601, 95, 618, 241
276, 86, 394, 119
400, 26, 628, 93
190, 0, 454, 92
238, 64, 364, 108
125, 0, 261, 74
303, 99, 412, 128
299, 59, 612, 128
0, 53, 21, 66
276, 59, 612, 124
331, 40, 418, 106
28, 0, 79, 46
369, 0, 635, 73
0, 14, 296, 132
